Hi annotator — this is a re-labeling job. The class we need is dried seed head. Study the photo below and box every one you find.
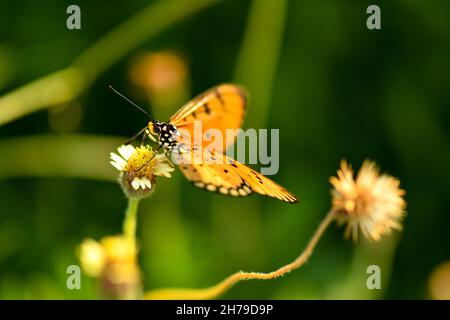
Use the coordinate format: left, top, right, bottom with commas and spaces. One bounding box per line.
330, 160, 406, 241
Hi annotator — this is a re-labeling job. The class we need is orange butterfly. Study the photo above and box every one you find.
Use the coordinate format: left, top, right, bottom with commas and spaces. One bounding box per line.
114, 84, 298, 203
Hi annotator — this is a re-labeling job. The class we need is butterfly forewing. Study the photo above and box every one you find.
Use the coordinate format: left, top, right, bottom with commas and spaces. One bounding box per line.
169, 84, 246, 152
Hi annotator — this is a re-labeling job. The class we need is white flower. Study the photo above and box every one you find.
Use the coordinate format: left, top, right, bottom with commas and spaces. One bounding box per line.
110, 145, 174, 197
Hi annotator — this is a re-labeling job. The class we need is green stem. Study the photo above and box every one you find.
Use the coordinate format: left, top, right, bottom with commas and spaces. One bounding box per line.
0, 0, 222, 126
234, 0, 288, 128
0, 134, 124, 181
123, 198, 140, 242
74, 0, 221, 83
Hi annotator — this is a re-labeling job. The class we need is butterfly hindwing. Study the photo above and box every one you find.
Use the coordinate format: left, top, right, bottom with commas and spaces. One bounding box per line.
179, 163, 253, 197
177, 148, 298, 203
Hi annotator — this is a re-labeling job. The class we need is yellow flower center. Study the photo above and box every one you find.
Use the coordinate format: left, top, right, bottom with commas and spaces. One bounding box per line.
124, 146, 156, 176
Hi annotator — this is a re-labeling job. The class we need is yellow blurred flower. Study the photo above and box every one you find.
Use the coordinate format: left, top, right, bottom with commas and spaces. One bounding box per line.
78, 235, 141, 299
429, 261, 450, 300
78, 238, 105, 277
101, 235, 137, 265
110, 144, 174, 198
330, 160, 406, 241
100, 236, 140, 286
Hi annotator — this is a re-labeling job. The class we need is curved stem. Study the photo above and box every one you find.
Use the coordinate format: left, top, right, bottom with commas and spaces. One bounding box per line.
145, 210, 337, 300
123, 198, 140, 243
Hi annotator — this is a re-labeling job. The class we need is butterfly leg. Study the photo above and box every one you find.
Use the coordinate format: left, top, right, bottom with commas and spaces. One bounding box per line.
163, 150, 177, 168
124, 127, 146, 145
140, 130, 148, 146
147, 130, 158, 143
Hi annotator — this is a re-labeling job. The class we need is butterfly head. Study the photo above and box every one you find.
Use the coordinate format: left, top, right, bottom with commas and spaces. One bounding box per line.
147, 120, 161, 136
148, 121, 180, 150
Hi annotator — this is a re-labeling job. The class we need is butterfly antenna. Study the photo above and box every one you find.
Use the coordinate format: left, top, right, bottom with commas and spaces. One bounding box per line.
108, 85, 151, 119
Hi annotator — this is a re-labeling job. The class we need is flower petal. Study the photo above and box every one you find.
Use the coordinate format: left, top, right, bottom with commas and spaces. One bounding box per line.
154, 164, 174, 177
118, 145, 136, 160
153, 155, 175, 177
131, 178, 141, 190
110, 153, 127, 171
139, 178, 148, 189
142, 178, 152, 189
110, 160, 124, 171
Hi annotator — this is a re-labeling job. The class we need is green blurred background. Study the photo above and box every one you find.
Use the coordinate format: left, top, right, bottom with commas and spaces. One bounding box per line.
0, 0, 449, 299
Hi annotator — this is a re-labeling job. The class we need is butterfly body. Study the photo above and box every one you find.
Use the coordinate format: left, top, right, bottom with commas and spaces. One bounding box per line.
140, 84, 298, 203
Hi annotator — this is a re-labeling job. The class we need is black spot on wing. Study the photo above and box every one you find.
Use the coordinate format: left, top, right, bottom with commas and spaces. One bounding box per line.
204, 102, 211, 114
215, 88, 225, 105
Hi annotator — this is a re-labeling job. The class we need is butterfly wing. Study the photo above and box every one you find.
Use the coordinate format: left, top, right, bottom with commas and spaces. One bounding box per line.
175, 148, 298, 203
169, 84, 297, 203
169, 84, 246, 152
